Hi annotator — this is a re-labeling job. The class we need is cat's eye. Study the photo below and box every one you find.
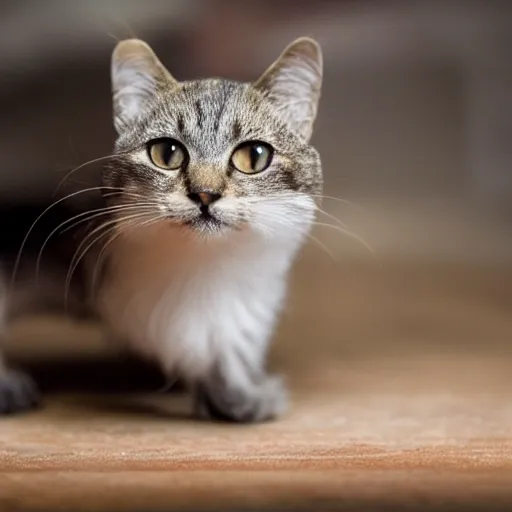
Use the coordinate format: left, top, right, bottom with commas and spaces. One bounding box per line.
147, 138, 187, 170
231, 141, 273, 175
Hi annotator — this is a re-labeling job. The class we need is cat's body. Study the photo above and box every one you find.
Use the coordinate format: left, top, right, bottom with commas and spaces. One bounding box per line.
0, 38, 323, 421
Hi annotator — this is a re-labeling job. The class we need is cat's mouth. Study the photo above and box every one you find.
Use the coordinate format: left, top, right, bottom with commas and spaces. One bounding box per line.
183, 210, 230, 234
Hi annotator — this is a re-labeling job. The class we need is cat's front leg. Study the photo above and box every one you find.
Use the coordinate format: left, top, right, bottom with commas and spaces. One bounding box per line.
193, 349, 287, 423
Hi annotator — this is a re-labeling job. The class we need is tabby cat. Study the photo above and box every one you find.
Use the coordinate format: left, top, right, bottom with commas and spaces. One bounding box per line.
0, 37, 323, 422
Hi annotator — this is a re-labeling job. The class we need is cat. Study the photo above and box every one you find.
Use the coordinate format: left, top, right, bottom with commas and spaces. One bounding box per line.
0, 36, 323, 422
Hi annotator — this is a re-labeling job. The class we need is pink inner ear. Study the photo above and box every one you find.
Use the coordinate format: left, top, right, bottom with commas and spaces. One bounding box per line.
111, 40, 177, 132
254, 41, 322, 141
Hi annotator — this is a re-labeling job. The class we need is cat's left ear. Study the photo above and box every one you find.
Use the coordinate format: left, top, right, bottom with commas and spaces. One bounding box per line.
111, 39, 178, 134
254, 37, 323, 141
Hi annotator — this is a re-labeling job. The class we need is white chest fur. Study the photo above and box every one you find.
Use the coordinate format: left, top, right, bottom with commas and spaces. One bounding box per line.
97, 226, 301, 379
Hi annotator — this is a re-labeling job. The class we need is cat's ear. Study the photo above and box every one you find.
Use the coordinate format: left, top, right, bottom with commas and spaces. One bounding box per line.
254, 37, 323, 141
111, 39, 178, 134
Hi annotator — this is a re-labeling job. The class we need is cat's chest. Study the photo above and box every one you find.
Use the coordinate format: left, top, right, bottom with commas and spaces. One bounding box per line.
97, 231, 290, 374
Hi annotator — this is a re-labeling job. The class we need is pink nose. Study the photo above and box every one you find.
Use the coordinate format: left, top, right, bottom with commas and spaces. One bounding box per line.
188, 191, 221, 207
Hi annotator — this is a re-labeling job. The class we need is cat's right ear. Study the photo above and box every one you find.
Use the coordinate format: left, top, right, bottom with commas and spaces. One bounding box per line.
111, 39, 178, 134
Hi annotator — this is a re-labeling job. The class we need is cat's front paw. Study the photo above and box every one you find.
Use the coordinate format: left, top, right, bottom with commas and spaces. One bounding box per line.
195, 374, 288, 423
0, 369, 40, 415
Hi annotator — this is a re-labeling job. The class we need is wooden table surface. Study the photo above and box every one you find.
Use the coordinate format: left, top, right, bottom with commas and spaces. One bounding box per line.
1, 255, 511, 511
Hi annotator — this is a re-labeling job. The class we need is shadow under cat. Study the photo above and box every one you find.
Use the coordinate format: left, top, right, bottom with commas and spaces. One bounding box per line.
14, 354, 182, 395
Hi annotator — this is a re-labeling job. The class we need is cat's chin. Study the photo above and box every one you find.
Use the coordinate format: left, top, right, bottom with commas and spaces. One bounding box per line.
182, 215, 234, 238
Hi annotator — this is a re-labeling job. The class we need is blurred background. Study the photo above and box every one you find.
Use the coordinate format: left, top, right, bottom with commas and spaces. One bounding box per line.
1, 0, 511, 263
1, 0, 511, 377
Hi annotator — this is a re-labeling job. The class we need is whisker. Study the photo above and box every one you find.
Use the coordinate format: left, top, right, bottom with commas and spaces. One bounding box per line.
67, 213, 135, 281
106, 32, 121, 43
248, 191, 365, 214
312, 205, 378, 260
312, 221, 379, 261
65, 221, 119, 306
305, 232, 337, 261
35, 202, 160, 281
248, 193, 376, 260
314, 204, 353, 232
252, 216, 335, 261
53, 154, 126, 197
90, 213, 167, 295
58, 203, 160, 235
64, 211, 156, 309
102, 191, 153, 201
89, 229, 126, 297
118, 18, 139, 39
9, 186, 126, 294
309, 194, 364, 210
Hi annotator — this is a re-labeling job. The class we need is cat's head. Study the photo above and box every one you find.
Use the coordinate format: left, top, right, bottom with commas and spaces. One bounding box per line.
103, 37, 323, 241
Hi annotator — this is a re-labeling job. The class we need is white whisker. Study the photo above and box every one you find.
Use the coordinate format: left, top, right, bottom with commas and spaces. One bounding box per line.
64, 211, 156, 309
9, 186, 126, 295
312, 221, 378, 260
90, 212, 168, 295
53, 154, 127, 197
309, 194, 363, 210
35, 202, 160, 282
59, 203, 160, 236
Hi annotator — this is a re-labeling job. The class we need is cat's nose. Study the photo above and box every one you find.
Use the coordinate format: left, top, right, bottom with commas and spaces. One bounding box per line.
187, 191, 221, 207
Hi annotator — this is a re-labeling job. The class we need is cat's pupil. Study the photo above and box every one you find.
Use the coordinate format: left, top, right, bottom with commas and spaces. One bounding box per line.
164, 143, 177, 165
251, 146, 264, 169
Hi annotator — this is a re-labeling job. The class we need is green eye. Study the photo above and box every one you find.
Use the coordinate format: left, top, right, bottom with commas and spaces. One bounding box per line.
148, 138, 187, 170
231, 141, 273, 174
